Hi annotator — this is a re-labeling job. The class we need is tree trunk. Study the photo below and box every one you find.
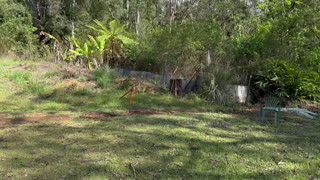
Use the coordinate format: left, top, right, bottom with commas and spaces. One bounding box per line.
169, 0, 172, 33
169, 0, 176, 33
127, 0, 130, 28
70, 0, 76, 49
136, 0, 140, 35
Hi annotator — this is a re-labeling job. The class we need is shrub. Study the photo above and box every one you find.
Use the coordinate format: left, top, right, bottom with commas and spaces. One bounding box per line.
125, 21, 227, 77
256, 60, 320, 101
200, 62, 240, 105
0, 0, 37, 55
93, 67, 119, 88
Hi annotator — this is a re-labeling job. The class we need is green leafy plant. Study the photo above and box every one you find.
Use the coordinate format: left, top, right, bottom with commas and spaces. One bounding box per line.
87, 35, 106, 65
67, 37, 96, 69
67, 20, 135, 69
0, 0, 37, 55
87, 20, 136, 66
256, 60, 320, 101
93, 66, 118, 88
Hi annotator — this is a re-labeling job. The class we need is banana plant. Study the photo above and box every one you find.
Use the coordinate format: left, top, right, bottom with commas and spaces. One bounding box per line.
87, 19, 136, 66
87, 35, 106, 65
67, 37, 94, 69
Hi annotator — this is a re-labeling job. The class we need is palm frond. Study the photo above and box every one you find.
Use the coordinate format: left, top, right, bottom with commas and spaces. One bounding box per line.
86, 25, 106, 34
94, 19, 110, 33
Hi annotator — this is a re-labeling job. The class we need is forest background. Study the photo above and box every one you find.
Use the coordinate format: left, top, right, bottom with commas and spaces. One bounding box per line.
0, 0, 319, 102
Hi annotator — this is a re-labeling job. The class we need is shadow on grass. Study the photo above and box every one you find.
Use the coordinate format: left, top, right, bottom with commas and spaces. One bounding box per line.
1, 112, 319, 179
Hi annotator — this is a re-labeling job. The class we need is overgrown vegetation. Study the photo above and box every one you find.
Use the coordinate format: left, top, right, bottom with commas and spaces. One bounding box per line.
1, 0, 318, 102
0, 0, 36, 56
0, 58, 214, 113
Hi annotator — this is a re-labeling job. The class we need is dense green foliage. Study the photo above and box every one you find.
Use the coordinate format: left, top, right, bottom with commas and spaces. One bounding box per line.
0, 0, 319, 101
234, 1, 320, 100
0, 0, 36, 54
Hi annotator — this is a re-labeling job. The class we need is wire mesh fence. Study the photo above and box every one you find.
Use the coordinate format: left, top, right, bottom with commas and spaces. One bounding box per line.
114, 68, 197, 93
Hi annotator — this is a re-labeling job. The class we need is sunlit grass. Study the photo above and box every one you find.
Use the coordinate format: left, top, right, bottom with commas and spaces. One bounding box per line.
0, 113, 319, 179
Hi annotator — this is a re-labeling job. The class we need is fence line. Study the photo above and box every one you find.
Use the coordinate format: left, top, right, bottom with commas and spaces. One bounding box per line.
114, 68, 197, 93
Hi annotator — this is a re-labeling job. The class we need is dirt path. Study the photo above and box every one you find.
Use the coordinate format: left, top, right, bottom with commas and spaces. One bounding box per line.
0, 109, 216, 126
0, 114, 73, 125
0, 107, 267, 126
80, 109, 211, 119
2, 105, 317, 126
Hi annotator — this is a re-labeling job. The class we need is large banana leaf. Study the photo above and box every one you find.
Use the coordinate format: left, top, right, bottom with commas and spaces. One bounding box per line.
98, 34, 112, 42
83, 42, 89, 57
69, 49, 82, 56
69, 19, 137, 68
88, 35, 106, 52
68, 37, 81, 48
97, 36, 106, 51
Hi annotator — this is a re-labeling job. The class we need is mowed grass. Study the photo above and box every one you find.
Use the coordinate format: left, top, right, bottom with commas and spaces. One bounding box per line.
1, 112, 320, 179
0, 57, 319, 179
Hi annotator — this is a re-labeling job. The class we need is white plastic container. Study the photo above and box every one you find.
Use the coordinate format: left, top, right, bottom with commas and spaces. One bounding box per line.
227, 85, 249, 103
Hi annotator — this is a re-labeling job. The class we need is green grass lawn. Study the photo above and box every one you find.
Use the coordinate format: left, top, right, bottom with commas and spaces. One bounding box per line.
0, 58, 319, 179
1, 112, 320, 179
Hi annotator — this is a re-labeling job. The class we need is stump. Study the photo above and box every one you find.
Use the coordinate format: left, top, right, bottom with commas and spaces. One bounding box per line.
170, 79, 182, 96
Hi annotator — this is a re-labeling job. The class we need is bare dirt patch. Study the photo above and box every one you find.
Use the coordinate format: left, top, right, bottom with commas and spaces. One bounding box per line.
1, 110, 192, 125
80, 112, 119, 119
0, 114, 73, 125
80, 109, 210, 119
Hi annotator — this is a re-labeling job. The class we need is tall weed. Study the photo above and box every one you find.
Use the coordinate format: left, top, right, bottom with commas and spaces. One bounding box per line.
200, 62, 240, 105
3, 70, 48, 95
93, 66, 119, 88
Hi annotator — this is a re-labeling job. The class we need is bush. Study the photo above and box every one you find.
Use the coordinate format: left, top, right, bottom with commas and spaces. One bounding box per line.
0, 0, 37, 55
200, 62, 240, 105
125, 21, 227, 78
93, 66, 119, 88
256, 60, 320, 101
